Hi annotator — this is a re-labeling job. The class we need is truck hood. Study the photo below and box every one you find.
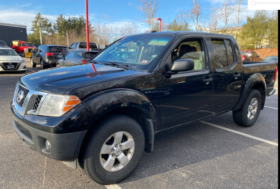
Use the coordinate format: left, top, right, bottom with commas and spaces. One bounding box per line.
20, 64, 144, 97
0, 56, 22, 62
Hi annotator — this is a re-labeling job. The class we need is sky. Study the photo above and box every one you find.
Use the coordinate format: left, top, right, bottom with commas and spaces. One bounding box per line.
0, 0, 262, 34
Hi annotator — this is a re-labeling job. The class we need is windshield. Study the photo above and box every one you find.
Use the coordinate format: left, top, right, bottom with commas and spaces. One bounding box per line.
0, 41, 7, 46
22, 43, 34, 47
0, 49, 18, 56
94, 34, 173, 70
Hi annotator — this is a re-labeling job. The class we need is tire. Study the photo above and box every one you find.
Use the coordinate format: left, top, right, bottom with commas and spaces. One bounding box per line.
31, 59, 36, 68
81, 115, 145, 184
22, 51, 25, 57
40, 59, 46, 69
233, 89, 262, 127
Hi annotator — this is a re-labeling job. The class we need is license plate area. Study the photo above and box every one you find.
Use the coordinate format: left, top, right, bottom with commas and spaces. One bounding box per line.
57, 55, 63, 58
7, 65, 14, 69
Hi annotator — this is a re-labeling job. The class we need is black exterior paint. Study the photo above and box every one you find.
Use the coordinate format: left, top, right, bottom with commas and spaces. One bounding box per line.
0, 24, 27, 46
11, 32, 277, 161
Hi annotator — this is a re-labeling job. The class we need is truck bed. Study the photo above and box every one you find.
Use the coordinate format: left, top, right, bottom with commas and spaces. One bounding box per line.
243, 61, 277, 96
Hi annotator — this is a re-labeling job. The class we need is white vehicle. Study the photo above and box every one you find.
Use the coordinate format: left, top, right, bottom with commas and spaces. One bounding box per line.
0, 47, 26, 72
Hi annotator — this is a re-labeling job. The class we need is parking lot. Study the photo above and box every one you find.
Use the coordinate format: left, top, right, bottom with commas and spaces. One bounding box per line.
0, 58, 278, 189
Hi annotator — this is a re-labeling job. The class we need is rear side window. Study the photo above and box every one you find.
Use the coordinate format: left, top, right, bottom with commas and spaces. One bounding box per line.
89, 43, 97, 49
79, 42, 86, 48
211, 40, 227, 67
83, 52, 98, 59
225, 40, 234, 65
48, 46, 68, 53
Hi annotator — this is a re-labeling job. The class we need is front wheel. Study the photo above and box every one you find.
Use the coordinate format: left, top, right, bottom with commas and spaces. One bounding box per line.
81, 115, 145, 184
233, 89, 262, 127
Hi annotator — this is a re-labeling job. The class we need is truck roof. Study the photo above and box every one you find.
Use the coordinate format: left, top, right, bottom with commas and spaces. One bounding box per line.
131, 31, 233, 38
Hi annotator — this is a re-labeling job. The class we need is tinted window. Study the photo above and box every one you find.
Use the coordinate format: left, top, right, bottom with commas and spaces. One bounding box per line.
83, 52, 98, 59
79, 42, 86, 48
48, 46, 68, 53
172, 39, 206, 70
211, 39, 227, 67
89, 43, 97, 49
225, 40, 234, 65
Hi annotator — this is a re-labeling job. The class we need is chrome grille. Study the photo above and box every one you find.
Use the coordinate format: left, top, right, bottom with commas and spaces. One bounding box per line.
12, 83, 47, 116
33, 95, 42, 111
2, 62, 19, 70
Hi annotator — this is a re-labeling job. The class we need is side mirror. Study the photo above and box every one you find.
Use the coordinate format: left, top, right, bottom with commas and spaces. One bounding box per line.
166, 59, 194, 75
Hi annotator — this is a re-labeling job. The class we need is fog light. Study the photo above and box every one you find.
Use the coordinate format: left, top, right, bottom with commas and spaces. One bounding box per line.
45, 140, 51, 151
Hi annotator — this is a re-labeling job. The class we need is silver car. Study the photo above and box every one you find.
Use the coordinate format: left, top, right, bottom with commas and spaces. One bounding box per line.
0, 47, 26, 72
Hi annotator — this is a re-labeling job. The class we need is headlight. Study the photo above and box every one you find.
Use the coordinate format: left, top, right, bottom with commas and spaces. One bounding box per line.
20, 59, 25, 64
38, 94, 81, 117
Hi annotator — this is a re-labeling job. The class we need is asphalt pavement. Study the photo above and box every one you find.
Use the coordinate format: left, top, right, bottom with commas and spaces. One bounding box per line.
0, 58, 278, 189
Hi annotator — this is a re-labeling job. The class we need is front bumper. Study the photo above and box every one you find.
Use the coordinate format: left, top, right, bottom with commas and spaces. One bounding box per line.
11, 104, 87, 161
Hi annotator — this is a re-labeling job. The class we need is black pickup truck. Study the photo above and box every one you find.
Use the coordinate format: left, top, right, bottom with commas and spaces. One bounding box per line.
11, 32, 277, 184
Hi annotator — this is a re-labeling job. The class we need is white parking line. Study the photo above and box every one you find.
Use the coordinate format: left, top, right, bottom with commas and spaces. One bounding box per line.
105, 184, 122, 189
200, 121, 278, 147
265, 106, 278, 110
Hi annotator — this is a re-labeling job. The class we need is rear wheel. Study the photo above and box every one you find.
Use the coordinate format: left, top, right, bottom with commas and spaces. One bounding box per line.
233, 89, 262, 127
40, 59, 46, 69
81, 115, 145, 184
31, 59, 36, 68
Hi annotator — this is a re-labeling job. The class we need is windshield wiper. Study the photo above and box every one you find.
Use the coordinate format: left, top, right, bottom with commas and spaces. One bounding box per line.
104, 62, 129, 70
90, 60, 102, 64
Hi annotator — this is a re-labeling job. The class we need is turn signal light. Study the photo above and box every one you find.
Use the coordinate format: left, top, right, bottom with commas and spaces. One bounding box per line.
81, 60, 87, 64
62, 96, 81, 113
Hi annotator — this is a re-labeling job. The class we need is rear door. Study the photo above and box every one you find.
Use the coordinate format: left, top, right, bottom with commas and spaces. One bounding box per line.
210, 38, 243, 113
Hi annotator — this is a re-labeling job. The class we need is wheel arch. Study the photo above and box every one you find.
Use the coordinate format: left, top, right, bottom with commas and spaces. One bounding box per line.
78, 89, 157, 166
233, 73, 266, 111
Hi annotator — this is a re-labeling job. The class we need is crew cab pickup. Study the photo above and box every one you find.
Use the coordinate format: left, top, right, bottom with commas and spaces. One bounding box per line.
10, 32, 277, 185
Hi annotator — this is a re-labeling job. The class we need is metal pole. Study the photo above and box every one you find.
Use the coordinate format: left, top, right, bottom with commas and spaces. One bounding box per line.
85, 0, 89, 52
156, 18, 161, 32
39, 26, 42, 44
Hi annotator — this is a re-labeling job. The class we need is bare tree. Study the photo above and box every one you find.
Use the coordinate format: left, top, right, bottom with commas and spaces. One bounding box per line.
221, 0, 234, 32
230, 0, 246, 39
187, 0, 201, 31
139, 0, 159, 30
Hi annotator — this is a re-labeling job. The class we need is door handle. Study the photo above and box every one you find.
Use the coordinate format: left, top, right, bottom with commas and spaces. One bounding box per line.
233, 73, 241, 77
203, 78, 213, 82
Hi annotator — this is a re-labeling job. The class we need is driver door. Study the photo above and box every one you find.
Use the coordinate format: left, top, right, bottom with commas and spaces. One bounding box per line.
158, 37, 215, 130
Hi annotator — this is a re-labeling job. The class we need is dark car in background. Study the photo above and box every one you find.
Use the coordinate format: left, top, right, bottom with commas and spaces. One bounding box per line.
240, 50, 262, 61
31, 45, 68, 69
57, 49, 99, 67
69, 41, 98, 51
